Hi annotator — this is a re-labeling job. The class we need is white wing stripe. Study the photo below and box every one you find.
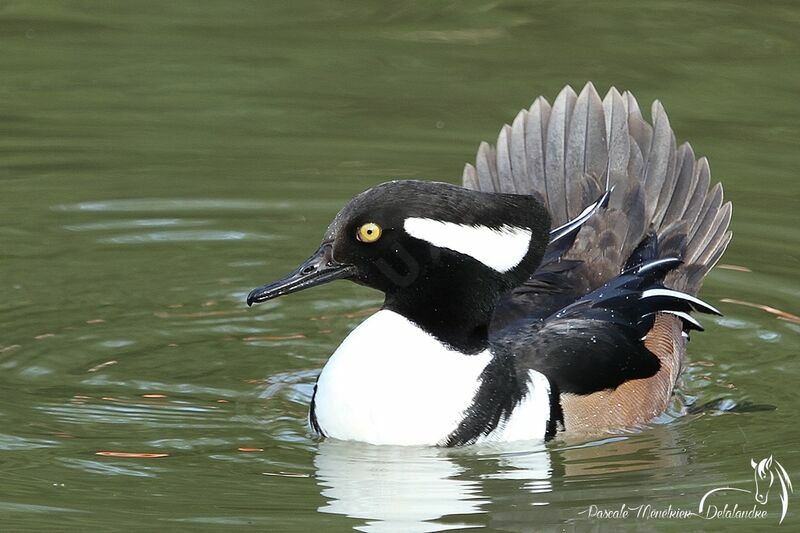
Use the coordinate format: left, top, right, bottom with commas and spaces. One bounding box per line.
661, 310, 703, 329
640, 288, 721, 315
548, 189, 610, 244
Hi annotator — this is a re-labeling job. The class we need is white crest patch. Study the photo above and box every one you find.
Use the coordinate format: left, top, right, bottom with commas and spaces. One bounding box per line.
403, 218, 532, 272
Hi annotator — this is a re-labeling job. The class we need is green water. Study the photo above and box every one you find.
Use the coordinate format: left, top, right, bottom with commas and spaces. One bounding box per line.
2, 1, 799, 531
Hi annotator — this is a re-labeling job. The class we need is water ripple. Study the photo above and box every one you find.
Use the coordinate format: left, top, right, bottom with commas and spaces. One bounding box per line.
64, 218, 211, 231
0, 433, 60, 451
54, 198, 286, 212
38, 402, 225, 428
60, 458, 161, 478
99, 230, 276, 244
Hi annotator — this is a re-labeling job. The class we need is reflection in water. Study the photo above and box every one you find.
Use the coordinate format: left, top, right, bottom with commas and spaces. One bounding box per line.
479, 442, 553, 496
486, 428, 694, 532
314, 427, 697, 532
315, 440, 486, 532
557, 425, 689, 478
314, 440, 553, 532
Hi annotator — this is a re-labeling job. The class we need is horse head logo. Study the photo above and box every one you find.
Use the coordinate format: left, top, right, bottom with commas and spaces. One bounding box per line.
700, 455, 793, 524
752, 456, 774, 504
751, 455, 793, 522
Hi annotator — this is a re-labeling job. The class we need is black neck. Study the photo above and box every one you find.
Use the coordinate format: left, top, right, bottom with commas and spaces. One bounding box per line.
383, 280, 500, 354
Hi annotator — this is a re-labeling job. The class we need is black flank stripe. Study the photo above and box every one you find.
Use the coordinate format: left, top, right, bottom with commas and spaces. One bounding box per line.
545, 379, 564, 440
443, 350, 524, 447
309, 382, 325, 437
442, 346, 529, 446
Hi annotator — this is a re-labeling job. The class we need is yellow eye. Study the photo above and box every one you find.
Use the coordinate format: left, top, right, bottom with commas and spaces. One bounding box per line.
357, 222, 382, 243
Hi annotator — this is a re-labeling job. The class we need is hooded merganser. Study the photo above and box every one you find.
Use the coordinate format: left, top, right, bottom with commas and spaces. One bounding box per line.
246, 83, 731, 446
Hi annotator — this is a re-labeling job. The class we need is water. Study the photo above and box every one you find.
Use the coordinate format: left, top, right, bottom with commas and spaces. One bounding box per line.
1, 1, 799, 530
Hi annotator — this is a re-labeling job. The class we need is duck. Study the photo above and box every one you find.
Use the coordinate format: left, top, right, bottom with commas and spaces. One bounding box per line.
246, 83, 732, 447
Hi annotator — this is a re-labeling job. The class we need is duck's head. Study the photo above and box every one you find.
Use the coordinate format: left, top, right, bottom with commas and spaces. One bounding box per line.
247, 180, 550, 352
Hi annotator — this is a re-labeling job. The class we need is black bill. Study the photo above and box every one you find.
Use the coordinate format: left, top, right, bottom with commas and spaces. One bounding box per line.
247, 243, 355, 306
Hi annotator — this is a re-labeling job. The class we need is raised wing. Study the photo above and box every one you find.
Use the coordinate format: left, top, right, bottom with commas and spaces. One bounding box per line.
463, 83, 731, 331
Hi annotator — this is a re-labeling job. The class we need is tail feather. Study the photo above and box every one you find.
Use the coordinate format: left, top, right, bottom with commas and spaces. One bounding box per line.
602, 87, 630, 191
681, 157, 711, 231
462, 160, 478, 190
544, 86, 577, 225
687, 182, 723, 246
495, 124, 514, 193
565, 83, 607, 219
509, 110, 529, 194
678, 230, 732, 292
661, 143, 696, 228
692, 202, 732, 266
475, 141, 498, 192
624, 91, 654, 173
645, 100, 678, 228
525, 97, 552, 204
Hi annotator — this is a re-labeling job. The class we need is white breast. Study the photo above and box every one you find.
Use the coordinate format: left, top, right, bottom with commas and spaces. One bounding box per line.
313, 310, 492, 446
